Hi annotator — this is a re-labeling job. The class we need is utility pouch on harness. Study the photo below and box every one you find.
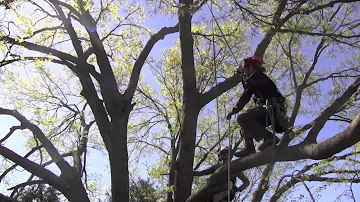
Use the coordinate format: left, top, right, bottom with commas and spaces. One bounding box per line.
266, 97, 289, 133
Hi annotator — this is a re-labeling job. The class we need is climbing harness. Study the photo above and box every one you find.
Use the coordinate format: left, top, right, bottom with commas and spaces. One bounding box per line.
265, 100, 277, 148
266, 97, 289, 134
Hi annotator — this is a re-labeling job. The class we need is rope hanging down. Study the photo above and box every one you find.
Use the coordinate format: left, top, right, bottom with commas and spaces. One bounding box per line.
207, 1, 239, 202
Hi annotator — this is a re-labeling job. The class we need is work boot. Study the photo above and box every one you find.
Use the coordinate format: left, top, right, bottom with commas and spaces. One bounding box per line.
234, 139, 256, 158
258, 135, 280, 151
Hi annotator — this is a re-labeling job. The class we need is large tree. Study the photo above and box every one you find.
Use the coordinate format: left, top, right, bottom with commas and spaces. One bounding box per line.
0, 0, 178, 201
183, 1, 360, 201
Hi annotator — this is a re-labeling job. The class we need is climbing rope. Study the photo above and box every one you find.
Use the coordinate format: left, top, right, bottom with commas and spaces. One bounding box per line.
227, 118, 231, 202
206, 2, 240, 67
210, 0, 222, 153
207, 1, 240, 201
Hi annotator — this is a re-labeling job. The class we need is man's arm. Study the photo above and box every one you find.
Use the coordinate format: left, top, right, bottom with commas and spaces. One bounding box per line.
231, 72, 267, 114
236, 171, 250, 192
193, 164, 218, 176
230, 85, 255, 114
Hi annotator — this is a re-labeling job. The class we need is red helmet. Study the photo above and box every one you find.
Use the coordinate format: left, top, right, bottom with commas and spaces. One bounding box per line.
243, 56, 263, 69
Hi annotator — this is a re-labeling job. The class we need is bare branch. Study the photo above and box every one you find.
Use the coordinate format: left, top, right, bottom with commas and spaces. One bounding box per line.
0, 125, 26, 144
7, 180, 45, 191
251, 163, 275, 202
200, 73, 243, 107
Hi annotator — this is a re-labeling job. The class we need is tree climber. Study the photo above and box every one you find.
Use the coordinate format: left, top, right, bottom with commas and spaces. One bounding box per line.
226, 56, 289, 158
193, 147, 250, 202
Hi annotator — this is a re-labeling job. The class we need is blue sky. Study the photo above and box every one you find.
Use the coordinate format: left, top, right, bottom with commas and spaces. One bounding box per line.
0, 1, 359, 201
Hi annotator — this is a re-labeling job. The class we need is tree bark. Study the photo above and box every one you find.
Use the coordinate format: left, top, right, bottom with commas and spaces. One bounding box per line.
174, 1, 201, 201
109, 114, 130, 202
251, 163, 274, 202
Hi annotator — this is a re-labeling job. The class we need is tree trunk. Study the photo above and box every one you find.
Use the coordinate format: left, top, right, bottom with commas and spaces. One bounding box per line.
174, 106, 200, 202
174, 0, 200, 201
109, 114, 130, 202
167, 140, 178, 202
64, 177, 91, 202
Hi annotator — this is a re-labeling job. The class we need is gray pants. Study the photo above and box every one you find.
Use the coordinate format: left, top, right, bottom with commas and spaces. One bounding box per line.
237, 107, 273, 142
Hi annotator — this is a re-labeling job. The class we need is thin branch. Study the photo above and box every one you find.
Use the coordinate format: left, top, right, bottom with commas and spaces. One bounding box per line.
0, 126, 26, 144
7, 180, 45, 191
125, 23, 179, 100
296, 176, 315, 202
350, 174, 358, 202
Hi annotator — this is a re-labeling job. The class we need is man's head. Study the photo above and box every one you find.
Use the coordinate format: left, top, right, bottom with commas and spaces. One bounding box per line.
218, 147, 229, 163
242, 56, 263, 77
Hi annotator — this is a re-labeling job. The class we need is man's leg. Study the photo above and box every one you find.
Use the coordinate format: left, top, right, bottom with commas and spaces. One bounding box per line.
236, 107, 279, 155
234, 137, 255, 157
233, 108, 261, 157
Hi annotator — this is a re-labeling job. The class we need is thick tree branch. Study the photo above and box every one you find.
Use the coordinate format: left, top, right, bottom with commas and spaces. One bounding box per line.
199, 73, 243, 107
254, 0, 290, 56
0, 108, 76, 178
304, 76, 360, 142
0, 36, 78, 64
0, 145, 67, 194
125, 23, 179, 101
185, 112, 360, 202
250, 163, 274, 202
0, 145, 43, 182
50, 1, 85, 61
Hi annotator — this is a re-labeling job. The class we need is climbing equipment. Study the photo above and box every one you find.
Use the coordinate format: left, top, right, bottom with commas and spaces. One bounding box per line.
266, 97, 289, 133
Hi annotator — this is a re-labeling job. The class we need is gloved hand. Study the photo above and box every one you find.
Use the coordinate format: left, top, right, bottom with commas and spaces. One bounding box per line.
226, 112, 233, 120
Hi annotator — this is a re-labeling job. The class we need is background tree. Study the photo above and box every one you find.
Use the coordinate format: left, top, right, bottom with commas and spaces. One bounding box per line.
185, 1, 360, 201
129, 178, 161, 202
16, 184, 60, 202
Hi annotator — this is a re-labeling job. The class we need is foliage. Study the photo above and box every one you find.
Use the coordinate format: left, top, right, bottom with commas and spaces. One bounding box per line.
17, 184, 60, 202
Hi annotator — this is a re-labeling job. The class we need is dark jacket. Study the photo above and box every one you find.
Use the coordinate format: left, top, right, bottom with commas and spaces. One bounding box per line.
232, 71, 282, 114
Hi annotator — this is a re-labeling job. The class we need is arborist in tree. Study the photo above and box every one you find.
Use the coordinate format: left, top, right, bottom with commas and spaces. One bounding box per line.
193, 147, 250, 202
226, 56, 289, 158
